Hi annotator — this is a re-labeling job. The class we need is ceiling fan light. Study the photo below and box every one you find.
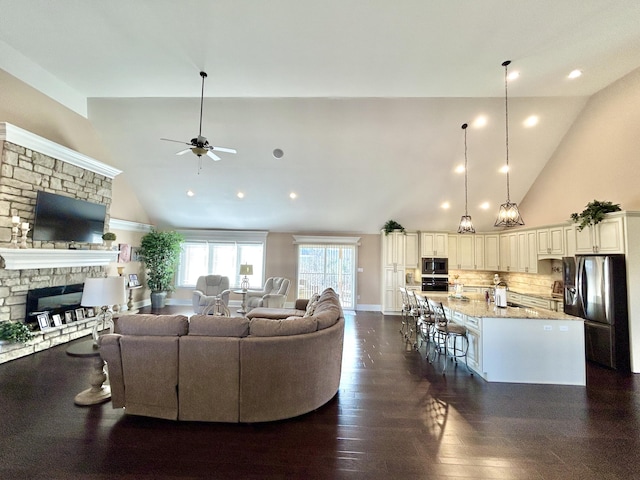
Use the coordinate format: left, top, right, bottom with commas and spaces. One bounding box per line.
192, 146, 207, 156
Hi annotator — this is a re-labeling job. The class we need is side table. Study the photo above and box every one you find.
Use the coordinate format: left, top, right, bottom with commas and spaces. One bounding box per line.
66, 339, 111, 406
233, 289, 248, 316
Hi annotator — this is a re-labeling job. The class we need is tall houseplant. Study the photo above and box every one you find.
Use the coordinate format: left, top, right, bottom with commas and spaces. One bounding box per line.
137, 229, 184, 308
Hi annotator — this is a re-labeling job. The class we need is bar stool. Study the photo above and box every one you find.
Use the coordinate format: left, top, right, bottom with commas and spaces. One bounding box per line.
415, 293, 435, 354
406, 290, 421, 349
398, 287, 411, 338
427, 299, 470, 375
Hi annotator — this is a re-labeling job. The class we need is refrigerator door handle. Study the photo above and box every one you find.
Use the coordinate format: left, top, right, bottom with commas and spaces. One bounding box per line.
577, 257, 587, 317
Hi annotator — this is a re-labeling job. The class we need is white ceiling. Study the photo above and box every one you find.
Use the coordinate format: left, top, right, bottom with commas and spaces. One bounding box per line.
1, 1, 640, 233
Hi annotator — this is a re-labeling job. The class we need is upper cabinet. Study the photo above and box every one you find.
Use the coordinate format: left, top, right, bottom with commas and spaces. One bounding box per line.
537, 226, 565, 258
382, 230, 406, 267
574, 215, 625, 254
405, 232, 419, 269
484, 234, 500, 271
499, 233, 518, 272
420, 232, 448, 257
517, 230, 539, 273
448, 234, 482, 270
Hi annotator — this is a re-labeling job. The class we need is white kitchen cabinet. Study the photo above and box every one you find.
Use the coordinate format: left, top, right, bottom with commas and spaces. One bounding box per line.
448, 234, 485, 270
421, 232, 448, 257
499, 233, 518, 272
537, 226, 565, 258
517, 230, 538, 273
381, 231, 406, 314
564, 226, 577, 257
484, 234, 500, 271
405, 232, 420, 269
574, 215, 625, 254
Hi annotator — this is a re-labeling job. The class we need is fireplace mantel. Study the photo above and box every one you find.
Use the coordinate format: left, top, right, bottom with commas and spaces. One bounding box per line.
0, 248, 119, 270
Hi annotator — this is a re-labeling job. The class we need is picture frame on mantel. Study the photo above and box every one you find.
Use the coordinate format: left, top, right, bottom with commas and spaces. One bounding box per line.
37, 312, 50, 331
118, 244, 131, 263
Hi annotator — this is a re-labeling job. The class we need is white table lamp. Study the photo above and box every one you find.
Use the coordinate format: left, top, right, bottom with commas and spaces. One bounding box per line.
81, 276, 127, 346
239, 264, 253, 291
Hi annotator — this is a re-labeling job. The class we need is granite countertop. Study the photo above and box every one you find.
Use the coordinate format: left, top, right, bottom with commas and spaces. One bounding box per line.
419, 292, 582, 321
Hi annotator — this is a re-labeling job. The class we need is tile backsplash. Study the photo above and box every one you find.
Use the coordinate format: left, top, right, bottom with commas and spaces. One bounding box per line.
449, 259, 563, 296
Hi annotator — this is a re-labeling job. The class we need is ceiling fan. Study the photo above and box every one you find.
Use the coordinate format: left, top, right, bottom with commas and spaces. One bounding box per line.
161, 71, 236, 171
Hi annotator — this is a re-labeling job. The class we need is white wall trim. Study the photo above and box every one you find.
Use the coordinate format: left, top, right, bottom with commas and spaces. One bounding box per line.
0, 248, 119, 270
109, 218, 153, 233
292, 235, 361, 245
177, 229, 269, 242
0, 122, 121, 178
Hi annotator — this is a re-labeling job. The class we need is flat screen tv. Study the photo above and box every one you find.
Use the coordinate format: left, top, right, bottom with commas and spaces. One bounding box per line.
32, 191, 106, 244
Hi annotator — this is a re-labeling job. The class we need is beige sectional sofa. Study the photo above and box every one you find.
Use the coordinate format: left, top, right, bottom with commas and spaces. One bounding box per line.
100, 288, 344, 423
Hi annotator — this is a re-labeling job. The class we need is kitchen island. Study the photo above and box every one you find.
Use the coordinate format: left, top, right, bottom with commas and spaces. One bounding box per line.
421, 292, 586, 386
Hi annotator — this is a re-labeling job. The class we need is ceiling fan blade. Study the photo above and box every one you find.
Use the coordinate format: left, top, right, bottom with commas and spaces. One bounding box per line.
211, 146, 237, 154
160, 138, 190, 145
206, 150, 221, 161
175, 148, 192, 156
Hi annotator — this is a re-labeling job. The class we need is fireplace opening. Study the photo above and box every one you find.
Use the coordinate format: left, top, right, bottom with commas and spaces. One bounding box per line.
25, 284, 84, 326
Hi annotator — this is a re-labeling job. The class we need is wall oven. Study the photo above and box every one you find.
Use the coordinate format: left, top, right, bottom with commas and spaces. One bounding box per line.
422, 257, 448, 276
421, 277, 449, 292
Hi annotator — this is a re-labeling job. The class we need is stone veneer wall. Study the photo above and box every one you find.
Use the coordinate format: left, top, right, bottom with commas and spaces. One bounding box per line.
0, 140, 113, 363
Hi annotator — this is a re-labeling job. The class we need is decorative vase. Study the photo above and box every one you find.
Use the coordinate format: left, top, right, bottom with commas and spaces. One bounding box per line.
150, 291, 167, 309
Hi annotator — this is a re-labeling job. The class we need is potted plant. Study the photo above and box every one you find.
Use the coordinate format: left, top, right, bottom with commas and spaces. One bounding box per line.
383, 220, 405, 235
570, 200, 621, 231
0, 321, 34, 344
137, 229, 184, 309
102, 232, 117, 249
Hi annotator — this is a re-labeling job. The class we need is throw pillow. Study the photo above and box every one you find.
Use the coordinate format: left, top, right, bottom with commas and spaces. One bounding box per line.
249, 317, 318, 337
303, 293, 321, 318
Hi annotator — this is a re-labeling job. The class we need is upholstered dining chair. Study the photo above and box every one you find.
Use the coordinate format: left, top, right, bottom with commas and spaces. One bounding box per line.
192, 275, 231, 314
245, 277, 291, 311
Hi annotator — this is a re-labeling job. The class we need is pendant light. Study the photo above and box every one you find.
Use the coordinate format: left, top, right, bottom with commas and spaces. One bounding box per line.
457, 123, 475, 234
494, 60, 525, 227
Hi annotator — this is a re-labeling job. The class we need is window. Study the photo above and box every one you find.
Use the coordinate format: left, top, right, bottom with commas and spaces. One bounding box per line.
176, 231, 267, 288
294, 236, 360, 310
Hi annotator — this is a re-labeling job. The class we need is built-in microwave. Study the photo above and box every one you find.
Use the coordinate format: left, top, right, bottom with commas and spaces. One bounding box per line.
422, 257, 448, 276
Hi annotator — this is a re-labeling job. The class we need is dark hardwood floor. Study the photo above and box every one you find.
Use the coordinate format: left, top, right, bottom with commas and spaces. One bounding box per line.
1, 309, 639, 479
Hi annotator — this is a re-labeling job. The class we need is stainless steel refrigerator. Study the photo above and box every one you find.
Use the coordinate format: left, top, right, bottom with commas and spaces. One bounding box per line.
563, 254, 630, 371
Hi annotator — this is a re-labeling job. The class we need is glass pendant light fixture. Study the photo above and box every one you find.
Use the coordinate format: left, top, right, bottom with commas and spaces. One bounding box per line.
494, 60, 525, 227
457, 123, 475, 234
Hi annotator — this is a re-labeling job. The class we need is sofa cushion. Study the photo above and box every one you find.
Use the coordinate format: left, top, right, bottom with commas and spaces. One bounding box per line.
303, 293, 321, 318
315, 307, 341, 330
115, 314, 189, 336
249, 316, 318, 337
246, 308, 306, 320
189, 315, 249, 337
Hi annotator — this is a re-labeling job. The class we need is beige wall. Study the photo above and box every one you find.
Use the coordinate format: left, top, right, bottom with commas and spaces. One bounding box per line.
520, 66, 640, 226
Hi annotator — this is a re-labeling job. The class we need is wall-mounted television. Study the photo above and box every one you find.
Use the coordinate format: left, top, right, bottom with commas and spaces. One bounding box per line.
32, 191, 106, 244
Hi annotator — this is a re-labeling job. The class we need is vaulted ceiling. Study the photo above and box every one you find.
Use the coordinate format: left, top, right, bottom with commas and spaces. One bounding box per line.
1, 1, 639, 233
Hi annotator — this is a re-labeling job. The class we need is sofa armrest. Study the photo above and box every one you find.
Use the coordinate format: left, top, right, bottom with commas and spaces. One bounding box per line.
294, 299, 309, 310
100, 333, 125, 408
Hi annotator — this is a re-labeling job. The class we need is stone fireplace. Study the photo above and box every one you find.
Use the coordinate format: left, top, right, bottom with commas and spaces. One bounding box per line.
0, 123, 122, 364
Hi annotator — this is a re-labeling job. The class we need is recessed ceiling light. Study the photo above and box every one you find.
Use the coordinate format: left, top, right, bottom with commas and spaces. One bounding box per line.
273, 148, 284, 159
473, 115, 488, 128
568, 69, 582, 79
507, 71, 520, 81
237, 192, 245, 199
186, 190, 195, 197
289, 192, 297, 199
480, 202, 490, 210
455, 164, 465, 174
499, 165, 510, 174
441, 202, 450, 209
523, 115, 539, 127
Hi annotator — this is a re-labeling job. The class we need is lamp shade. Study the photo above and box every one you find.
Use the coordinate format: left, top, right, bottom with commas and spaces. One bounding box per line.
81, 277, 127, 307
239, 264, 253, 276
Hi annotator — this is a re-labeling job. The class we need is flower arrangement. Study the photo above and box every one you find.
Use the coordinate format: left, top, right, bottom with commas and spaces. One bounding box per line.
0, 321, 34, 344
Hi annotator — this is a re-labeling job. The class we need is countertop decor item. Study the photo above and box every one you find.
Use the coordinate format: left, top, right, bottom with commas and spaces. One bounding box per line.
457, 123, 475, 233
570, 200, 621, 231
383, 220, 405, 235
494, 60, 525, 228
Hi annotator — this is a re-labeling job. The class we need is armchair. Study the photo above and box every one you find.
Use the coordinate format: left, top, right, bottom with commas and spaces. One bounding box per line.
245, 277, 291, 311
192, 275, 231, 314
